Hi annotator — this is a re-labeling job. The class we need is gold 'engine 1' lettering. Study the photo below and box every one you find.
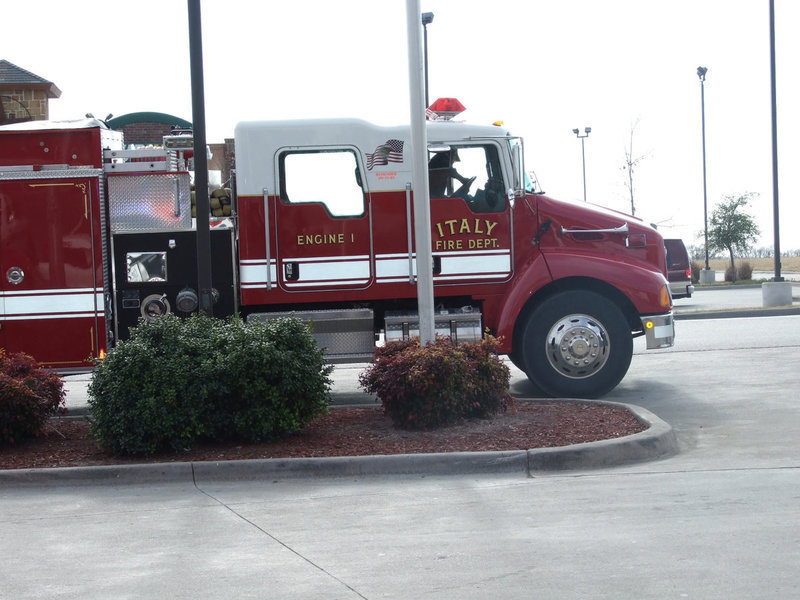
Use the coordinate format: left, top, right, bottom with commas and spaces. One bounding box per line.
297, 233, 356, 246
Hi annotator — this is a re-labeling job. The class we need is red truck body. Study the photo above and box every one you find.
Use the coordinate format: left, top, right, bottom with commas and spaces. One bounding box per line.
0, 116, 674, 397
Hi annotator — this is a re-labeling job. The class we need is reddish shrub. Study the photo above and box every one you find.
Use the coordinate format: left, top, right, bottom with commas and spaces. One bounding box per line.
359, 336, 512, 430
0, 350, 65, 445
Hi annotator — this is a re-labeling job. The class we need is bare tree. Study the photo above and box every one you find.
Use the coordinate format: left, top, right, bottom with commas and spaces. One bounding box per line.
622, 119, 648, 216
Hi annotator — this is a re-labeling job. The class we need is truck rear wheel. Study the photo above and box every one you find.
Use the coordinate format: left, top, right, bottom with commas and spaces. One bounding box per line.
520, 291, 632, 398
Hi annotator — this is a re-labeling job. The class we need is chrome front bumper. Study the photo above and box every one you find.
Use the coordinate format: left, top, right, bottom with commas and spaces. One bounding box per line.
641, 312, 675, 349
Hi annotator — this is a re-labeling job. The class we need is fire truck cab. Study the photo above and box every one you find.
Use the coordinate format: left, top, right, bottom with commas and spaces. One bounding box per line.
0, 114, 674, 398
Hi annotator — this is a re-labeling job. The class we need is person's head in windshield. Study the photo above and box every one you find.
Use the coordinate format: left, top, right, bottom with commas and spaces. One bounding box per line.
429, 149, 468, 197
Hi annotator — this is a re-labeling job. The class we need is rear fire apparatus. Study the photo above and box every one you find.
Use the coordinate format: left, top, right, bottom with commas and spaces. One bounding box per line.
0, 110, 674, 397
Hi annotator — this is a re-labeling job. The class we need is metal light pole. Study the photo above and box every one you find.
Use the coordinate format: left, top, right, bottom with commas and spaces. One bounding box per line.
188, 0, 213, 315
422, 12, 434, 108
698, 66, 710, 272
762, 0, 791, 307
768, 0, 783, 282
572, 127, 591, 202
408, 0, 435, 344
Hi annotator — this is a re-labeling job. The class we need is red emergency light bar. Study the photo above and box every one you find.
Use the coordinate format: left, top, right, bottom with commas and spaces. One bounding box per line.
427, 97, 466, 120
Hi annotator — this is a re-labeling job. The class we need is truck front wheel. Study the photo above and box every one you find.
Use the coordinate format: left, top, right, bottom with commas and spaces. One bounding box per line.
520, 291, 633, 398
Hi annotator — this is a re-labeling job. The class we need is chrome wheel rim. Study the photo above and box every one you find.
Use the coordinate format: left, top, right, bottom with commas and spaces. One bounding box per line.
544, 314, 610, 379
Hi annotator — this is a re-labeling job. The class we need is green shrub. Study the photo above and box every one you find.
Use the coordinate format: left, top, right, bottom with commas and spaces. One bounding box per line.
88, 314, 332, 456
88, 315, 220, 455
216, 317, 333, 443
359, 336, 511, 430
0, 350, 65, 446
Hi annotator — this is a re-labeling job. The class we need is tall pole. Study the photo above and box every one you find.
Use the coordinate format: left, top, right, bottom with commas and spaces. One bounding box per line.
407, 0, 435, 344
187, 0, 213, 315
422, 12, 434, 108
580, 136, 587, 202
573, 127, 590, 202
698, 66, 710, 271
768, 0, 783, 281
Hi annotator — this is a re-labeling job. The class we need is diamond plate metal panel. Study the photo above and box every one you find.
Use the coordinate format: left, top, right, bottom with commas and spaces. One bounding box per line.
0, 168, 103, 180
385, 310, 482, 344
249, 308, 375, 356
108, 172, 191, 232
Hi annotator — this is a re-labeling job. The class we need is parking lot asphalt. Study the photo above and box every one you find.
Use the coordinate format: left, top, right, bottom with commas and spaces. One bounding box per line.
5, 283, 800, 484
3, 304, 800, 599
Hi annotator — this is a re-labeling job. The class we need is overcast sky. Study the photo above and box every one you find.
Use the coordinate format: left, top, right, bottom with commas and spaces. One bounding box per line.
5, 0, 799, 253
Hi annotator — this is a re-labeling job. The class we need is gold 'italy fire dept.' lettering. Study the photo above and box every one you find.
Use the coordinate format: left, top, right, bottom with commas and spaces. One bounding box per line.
435, 218, 498, 238
433, 218, 501, 251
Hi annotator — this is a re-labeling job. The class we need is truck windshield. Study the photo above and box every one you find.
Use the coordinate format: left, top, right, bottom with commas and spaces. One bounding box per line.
508, 137, 525, 194
524, 170, 543, 194
508, 137, 541, 194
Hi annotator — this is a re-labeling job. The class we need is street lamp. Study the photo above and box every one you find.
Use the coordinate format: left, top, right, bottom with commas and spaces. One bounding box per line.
697, 66, 710, 273
573, 126, 591, 202
422, 12, 434, 108
762, 0, 791, 307
768, 0, 783, 283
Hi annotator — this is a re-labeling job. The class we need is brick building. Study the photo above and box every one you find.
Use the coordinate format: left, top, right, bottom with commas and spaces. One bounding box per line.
106, 112, 233, 185
0, 59, 61, 124
106, 111, 193, 146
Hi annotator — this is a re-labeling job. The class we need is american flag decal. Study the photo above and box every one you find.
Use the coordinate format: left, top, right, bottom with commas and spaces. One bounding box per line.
366, 139, 404, 170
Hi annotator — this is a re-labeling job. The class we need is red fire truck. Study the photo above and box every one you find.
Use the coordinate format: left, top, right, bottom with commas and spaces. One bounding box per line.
0, 110, 674, 397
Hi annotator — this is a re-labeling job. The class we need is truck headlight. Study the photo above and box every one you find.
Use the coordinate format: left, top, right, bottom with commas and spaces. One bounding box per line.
660, 284, 671, 308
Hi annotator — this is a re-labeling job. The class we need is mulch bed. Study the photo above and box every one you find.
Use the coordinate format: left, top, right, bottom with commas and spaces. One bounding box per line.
0, 401, 646, 470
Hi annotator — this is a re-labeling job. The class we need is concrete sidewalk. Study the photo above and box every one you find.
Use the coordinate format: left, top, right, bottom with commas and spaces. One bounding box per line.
5, 309, 799, 600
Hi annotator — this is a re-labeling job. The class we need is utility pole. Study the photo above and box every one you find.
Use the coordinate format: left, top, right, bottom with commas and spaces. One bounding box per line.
406, 0, 435, 343
422, 12, 434, 109
187, 0, 213, 315
697, 66, 710, 273
572, 127, 591, 202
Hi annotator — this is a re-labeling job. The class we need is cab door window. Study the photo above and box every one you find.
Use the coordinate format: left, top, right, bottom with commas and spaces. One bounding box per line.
280, 149, 365, 217
427, 144, 506, 213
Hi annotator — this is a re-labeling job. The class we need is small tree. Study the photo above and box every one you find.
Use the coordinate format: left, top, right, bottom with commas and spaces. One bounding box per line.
707, 193, 760, 282
622, 119, 648, 216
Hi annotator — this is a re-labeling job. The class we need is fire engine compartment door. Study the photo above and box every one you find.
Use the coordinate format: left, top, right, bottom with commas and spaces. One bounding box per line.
0, 173, 104, 369
274, 148, 373, 292
111, 229, 236, 341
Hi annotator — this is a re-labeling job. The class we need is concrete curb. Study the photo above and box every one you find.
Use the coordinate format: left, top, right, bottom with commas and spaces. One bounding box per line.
674, 306, 800, 320
527, 402, 677, 471
192, 450, 531, 482
0, 401, 677, 487
0, 461, 195, 487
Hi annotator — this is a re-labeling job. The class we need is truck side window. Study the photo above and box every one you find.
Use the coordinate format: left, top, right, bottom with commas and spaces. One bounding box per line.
280, 149, 365, 217
428, 144, 506, 213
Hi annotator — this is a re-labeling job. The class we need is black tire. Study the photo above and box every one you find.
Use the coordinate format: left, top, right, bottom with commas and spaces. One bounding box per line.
507, 351, 525, 372
519, 291, 633, 398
